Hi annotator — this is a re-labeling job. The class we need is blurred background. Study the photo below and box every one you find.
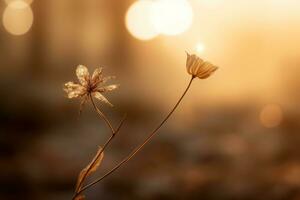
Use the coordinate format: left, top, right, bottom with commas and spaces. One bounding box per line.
1, 0, 300, 199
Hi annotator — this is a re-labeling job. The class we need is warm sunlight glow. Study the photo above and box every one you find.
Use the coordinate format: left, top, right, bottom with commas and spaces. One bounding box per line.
195, 42, 205, 53
197, 0, 223, 7
125, 0, 158, 41
5, 0, 33, 5
151, 0, 193, 36
3, 1, 33, 35
260, 104, 283, 128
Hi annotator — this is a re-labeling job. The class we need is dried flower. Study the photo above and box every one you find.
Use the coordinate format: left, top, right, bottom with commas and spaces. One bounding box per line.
70, 52, 221, 198
186, 52, 218, 79
64, 65, 119, 108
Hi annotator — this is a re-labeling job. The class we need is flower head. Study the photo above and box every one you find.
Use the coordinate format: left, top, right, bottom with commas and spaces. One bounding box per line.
64, 65, 119, 108
186, 52, 218, 79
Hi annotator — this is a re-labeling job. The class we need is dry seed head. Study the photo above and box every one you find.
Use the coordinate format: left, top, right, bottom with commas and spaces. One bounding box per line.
64, 65, 119, 107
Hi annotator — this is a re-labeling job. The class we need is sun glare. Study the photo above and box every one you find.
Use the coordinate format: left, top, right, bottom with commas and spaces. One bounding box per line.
195, 42, 206, 53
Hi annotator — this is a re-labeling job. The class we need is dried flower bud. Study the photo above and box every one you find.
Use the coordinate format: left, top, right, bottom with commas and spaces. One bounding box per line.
186, 52, 218, 79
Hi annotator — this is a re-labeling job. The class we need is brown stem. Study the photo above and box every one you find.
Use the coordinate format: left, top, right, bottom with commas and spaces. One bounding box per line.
78, 76, 195, 194
90, 94, 115, 134
72, 98, 126, 200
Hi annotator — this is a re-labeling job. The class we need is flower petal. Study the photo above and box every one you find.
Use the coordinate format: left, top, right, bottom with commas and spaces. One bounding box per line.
93, 92, 113, 106
76, 65, 90, 86
190, 57, 202, 75
64, 82, 86, 98
102, 76, 116, 83
91, 67, 103, 82
66, 90, 85, 98
186, 54, 196, 74
98, 84, 119, 93
64, 82, 81, 90
186, 53, 205, 76
196, 62, 218, 79
78, 95, 89, 116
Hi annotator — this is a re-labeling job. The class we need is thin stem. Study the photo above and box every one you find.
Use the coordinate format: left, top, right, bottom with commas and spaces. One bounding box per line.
78, 76, 195, 194
72, 99, 126, 200
90, 94, 115, 134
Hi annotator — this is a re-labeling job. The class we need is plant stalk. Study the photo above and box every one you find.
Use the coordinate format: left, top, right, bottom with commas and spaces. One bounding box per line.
72, 96, 126, 200
90, 94, 115, 134
78, 76, 195, 194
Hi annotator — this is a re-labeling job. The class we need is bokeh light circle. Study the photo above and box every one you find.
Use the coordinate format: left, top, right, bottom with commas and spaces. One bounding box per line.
3, 1, 33, 35
125, 0, 159, 41
151, 0, 193, 35
260, 104, 283, 128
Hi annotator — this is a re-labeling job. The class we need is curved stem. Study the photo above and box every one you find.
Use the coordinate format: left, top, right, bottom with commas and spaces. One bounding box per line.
90, 94, 115, 134
78, 76, 195, 194
72, 98, 126, 200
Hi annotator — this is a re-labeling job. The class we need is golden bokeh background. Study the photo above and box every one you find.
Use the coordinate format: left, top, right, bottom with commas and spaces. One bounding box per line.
1, 0, 300, 199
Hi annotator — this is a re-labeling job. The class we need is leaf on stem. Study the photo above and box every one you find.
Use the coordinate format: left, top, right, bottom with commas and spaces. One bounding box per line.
74, 195, 86, 200
75, 147, 105, 192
